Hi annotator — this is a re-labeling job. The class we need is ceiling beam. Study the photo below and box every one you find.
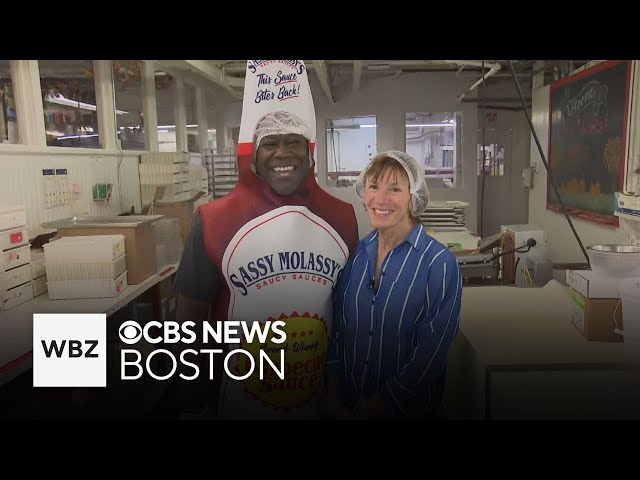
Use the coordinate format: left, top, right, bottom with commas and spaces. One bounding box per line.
313, 60, 335, 104
183, 60, 243, 99
224, 75, 245, 88
352, 60, 363, 91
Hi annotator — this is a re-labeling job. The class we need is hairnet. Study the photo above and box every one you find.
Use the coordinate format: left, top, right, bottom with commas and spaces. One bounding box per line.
252, 111, 313, 166
355, 150, 430, 217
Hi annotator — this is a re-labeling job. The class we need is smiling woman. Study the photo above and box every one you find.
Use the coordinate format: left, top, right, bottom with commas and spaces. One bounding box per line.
327, 150, 462, 420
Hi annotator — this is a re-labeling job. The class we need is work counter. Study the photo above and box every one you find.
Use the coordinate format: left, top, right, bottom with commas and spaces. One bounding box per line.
445, 280, 640, 419
0, 263, 178, 388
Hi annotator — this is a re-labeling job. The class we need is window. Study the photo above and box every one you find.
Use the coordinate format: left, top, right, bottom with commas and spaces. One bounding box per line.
114, 60, 145, 151
477, 127, 510, 176
326, 115, 376, 187
405, 112, 461, 187
39, 60, 101, 148
207, 130, 217, 151
185, 83, 199, 153
477, 143, 504, 176
155, 70, 176, 152
0, 60, 18, 144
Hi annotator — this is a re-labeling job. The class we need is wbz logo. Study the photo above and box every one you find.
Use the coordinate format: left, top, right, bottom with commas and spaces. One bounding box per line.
33, 314, 106, 387
41, 339, 99, 358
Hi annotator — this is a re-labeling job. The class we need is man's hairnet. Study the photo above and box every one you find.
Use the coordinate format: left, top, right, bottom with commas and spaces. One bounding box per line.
355, 150, 430, 217
252, 111, 313, 166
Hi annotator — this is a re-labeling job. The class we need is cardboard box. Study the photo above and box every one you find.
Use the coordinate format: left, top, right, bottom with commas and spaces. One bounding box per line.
52, 218, 159, 285
566, 269, 620, 299
569, 288, 623, 342
149, 191, 205, 243
615, 191, 640, 213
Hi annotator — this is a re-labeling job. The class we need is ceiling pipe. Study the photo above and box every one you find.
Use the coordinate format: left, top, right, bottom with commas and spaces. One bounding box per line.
461, 97, 531, 103
445, 60, 502, 102
444, 60, 502, 70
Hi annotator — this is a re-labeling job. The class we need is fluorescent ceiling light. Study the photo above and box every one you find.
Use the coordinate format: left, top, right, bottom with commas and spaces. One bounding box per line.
406, 123, 455, 127
328, 123, 454, 131
327, 125, 375, 130
46, 94, 127, 115
56, 134, 100, 140
157, 124, 216, 133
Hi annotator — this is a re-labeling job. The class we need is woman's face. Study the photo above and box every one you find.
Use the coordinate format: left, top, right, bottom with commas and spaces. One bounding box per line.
364, 167, 412, 232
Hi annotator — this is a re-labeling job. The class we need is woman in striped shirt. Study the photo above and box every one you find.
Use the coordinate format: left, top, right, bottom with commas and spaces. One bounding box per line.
326, 151, 463, 419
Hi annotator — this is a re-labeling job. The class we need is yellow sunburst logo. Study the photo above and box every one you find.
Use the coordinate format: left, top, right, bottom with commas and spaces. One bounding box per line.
235, 312, 328, 410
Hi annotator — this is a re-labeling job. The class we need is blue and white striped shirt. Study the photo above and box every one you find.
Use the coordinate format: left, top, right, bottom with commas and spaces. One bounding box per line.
327, 223, 462, 418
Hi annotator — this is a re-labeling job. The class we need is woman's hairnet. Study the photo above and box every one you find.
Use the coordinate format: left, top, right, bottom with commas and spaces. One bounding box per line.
252, 111, 313, 166
355, 150, 430, 217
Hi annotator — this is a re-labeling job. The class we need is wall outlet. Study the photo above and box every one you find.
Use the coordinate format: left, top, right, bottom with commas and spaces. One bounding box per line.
522, 166, 535, 189
55, 169, 70, 205
43, 169, 57, 208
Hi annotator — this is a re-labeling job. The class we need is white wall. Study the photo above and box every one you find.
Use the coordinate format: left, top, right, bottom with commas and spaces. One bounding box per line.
310, 72, 479, 235
0, 148, 141, 238
223, 102, 242, 128
528, 85, 626, 263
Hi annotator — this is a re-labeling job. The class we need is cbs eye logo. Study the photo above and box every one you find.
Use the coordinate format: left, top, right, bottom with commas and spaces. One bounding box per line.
119, 320, 142, 345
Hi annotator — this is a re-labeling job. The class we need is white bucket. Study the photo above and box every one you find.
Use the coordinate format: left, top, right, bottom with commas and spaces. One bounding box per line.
617, 278, 640, 367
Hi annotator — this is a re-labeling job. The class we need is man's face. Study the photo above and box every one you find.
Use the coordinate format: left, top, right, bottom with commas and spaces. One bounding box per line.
255, 133, 310, 196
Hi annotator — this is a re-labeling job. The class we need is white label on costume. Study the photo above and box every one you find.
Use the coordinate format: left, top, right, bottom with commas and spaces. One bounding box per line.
238, 60, 316, 145
219, 205, 349, 419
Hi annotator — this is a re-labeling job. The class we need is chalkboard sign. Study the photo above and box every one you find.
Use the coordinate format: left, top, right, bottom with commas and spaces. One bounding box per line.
547, 60, 632, 226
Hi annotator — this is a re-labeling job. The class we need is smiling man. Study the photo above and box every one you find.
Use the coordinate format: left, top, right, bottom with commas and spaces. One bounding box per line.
251, 112, 312, 196
173, 60, 358, 419
254, 132, 309, 196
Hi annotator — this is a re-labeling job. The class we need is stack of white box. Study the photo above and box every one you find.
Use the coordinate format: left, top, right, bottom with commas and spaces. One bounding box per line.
189, 163, 210, 210
30, 249, 47, 297
44, 235, 128, 299
0, 205, 33, 310
203, 149, 214, 196
139, 152, 191, 207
